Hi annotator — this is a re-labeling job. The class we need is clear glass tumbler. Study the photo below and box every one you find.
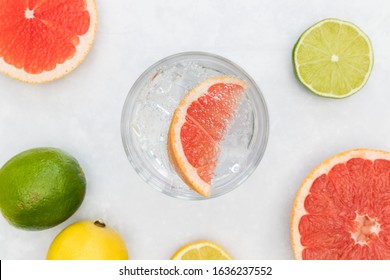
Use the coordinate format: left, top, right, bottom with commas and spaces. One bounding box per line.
121, 52, 269, 200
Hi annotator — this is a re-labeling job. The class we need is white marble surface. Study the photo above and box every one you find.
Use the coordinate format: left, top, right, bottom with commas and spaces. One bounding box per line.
1, 0, 390, 260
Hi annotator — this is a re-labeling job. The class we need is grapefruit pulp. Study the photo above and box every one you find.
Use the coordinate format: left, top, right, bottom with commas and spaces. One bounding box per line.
0, 0, 97, 83
291, 149, 390, 259
167, 76, 247, 197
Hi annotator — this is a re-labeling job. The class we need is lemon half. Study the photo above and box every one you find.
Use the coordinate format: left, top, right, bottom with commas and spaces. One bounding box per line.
171, 240, 233, 260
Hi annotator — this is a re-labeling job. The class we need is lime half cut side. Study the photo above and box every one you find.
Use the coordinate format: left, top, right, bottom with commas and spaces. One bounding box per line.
293, 18, 374, 98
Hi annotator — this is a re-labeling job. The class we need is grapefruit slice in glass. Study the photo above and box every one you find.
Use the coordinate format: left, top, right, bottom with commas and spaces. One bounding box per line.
0, 0, 97, 83
291, 149, 390, 259
167, 76, 247, 197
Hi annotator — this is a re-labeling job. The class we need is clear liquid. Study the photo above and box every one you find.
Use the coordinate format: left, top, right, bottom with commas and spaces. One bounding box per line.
130, 61, 255, 194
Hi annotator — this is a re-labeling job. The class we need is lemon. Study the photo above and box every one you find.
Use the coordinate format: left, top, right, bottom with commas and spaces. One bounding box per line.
0, 147, 86, 230
171, 240, 233, 260
47, 220, 129, 260
293, 18, 373, 98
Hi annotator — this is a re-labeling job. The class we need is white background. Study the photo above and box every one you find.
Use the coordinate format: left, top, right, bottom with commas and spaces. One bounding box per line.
1, 0, 390, 260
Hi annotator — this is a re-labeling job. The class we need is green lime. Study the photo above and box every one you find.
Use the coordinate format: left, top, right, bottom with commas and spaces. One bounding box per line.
293, 18, 373, 98
0, 147, 86, 230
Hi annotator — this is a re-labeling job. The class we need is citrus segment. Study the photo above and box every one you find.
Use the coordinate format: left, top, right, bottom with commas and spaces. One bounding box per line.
293, 18, 373, 98
168, 76, 247, 197
291, 149, 390, 259
0, 0, 97, 83
171, 240, 233, 260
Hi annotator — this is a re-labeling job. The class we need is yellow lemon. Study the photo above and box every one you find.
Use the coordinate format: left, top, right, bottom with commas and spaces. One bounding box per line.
47, 220, 129, 260
171, 240, 233, 260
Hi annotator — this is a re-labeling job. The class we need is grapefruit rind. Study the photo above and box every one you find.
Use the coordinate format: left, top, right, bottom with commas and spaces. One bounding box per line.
0, 0, 98, 84
170, 240, 233, 260
293, 18, 374, 98
167, 76, 248, 197
290, 148, 390, 260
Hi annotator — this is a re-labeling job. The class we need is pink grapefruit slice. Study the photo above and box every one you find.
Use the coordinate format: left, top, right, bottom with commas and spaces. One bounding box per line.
167, 76, 247, 197
291, 149, 390, 259
0, 0, 97, 83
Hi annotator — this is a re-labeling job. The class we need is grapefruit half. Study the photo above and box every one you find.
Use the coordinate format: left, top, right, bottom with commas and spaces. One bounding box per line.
167, 76, 247, 197
291, 149, 390, 259
0, 0, 97, 83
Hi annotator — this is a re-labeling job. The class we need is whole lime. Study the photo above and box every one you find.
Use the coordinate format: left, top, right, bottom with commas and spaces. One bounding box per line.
47, 220, 129, 260
0, 147, 86, 230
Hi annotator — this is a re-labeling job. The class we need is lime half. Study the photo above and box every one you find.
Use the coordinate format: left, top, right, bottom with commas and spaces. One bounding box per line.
293, 18, 373, 98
